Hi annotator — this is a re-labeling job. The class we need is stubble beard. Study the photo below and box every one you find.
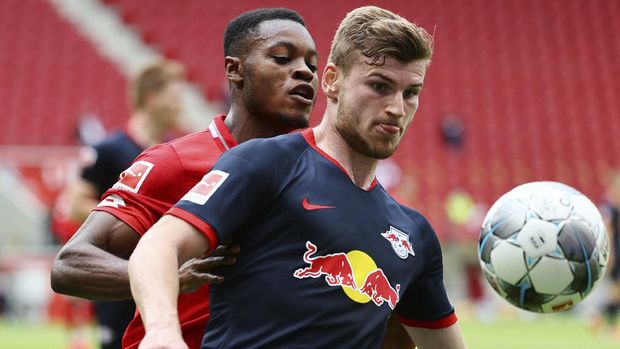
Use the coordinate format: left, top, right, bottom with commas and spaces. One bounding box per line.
335, 94, 398, 160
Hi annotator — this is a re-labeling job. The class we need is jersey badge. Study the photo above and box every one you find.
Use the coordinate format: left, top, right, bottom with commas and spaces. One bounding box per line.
181, 170, 229, 205
381, 226, 415, 259
113, 161, 154, 193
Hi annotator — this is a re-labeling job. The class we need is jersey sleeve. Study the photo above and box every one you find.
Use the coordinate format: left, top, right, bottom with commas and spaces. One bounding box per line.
167, 139, 286, 248
93, 143, 186, 235
395, 209, 457, 329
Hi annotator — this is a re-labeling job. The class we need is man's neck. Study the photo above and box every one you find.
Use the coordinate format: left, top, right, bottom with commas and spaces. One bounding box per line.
225, 106, 289, 144
127, 112, 165, 149
312, 123, 377, 190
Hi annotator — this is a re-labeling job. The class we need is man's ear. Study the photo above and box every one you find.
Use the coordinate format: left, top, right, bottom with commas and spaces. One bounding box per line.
225, 56, 243, 86
322, 63, 341, 100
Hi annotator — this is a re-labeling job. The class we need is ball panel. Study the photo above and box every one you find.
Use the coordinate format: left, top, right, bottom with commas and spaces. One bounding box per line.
529, 257, 573, 294
558, 220, 596, 262
487, 201, 528, 239
516, 219, 559, 258
529, 190, 572, 221
497, 277, 553, 312
490, 241, 527, 284
479, 232, 501, 263
568, 259, 602, 295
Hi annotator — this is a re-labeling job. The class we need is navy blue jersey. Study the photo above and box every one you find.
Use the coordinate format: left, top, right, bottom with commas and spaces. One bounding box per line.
81, 131, 143, 197
169, 129, 456, 349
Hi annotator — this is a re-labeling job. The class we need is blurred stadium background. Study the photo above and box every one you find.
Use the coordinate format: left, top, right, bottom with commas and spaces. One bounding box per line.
0, 0, 618, 348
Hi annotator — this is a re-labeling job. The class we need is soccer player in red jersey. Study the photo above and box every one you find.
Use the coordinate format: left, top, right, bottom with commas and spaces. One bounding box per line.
51, 8, 318, 349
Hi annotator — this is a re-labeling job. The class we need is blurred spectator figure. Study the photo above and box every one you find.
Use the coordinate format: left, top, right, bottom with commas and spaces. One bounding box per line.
444, 189, 489, 316
59, 59, 185, 349
440, 113, 465, 151
594, 172, 620, 341
77, 113, 107, 146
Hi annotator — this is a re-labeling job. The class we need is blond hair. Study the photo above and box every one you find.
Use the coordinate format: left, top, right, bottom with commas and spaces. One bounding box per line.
130, 59, 185, 109
328, 6, 434, 72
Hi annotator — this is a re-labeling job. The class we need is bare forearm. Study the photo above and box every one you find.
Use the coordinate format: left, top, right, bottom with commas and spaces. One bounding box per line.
51, 245, 132, 300
129, 232, 182, 334
129, 215, 210, 336
50, 211, 140, 300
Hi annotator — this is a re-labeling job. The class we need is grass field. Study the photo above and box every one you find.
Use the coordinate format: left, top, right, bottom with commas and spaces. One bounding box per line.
0, 315, 618, 349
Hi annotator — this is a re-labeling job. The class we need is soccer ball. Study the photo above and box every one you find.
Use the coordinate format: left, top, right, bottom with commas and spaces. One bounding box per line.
478, 181, 609, 313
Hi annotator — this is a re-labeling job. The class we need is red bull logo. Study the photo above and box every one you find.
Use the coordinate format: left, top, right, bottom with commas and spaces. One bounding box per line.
359, 269, 401, 309
381, 226, 415, 259
181, 170, 229, 205
113, 161, 154, 193
294, 241, 400, 310
294, 241, 357, 289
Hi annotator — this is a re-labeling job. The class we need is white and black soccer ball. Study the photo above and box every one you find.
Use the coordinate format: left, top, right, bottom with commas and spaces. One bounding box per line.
478, 181, 609, 313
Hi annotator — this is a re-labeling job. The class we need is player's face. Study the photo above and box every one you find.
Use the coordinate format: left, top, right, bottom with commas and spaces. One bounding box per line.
148, 81, 183, 130
243, 20, 318, 132
334, 56, 429, 159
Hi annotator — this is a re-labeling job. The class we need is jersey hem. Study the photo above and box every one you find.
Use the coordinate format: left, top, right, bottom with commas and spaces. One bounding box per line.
398, 312, 457, 329
166, 207, 219, 251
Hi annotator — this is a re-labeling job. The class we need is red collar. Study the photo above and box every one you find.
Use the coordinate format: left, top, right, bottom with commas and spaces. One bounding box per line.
209, 115, 238, 152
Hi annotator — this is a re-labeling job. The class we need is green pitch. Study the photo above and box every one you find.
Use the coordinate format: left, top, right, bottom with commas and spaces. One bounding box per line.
460, 314, 618, 349
0, 316, 618, 349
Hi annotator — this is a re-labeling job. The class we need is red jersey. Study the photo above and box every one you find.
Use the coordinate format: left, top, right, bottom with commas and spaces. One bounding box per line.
94, 115, 237, 349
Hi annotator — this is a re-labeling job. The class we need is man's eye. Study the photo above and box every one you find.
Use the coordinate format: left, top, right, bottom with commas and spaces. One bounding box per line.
273, 56, 290, 64
404, 89, 420, 99
371, 82, 387, 92
307, 62, 317, 73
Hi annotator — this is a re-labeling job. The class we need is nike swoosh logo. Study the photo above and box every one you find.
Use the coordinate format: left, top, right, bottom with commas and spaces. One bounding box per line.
302, 198, 336, 211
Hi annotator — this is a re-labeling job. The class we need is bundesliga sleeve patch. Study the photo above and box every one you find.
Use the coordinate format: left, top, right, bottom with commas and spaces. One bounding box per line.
97, 194, 126, 208
112, 161, 154, 193
181, 170, 229, 205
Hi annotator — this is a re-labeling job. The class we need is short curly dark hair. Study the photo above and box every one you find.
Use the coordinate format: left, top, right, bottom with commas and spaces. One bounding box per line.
224, 8, 306, 57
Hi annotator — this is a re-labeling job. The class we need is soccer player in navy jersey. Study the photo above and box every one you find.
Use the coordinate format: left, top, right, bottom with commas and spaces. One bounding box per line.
129, 6, 467, 349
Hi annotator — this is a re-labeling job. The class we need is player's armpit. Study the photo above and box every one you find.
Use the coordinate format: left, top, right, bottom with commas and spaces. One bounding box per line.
380, 315, 416, 349
403, 323, 468, 349
50, 211, 141, 300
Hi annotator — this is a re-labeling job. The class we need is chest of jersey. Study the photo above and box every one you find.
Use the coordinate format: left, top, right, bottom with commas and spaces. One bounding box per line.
226, 151, 427, 313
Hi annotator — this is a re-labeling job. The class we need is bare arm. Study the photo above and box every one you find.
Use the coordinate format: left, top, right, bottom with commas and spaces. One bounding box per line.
404, 323, 467, 349
128, 215, 209, 349
51, 210, 237, 300
51, 211, 141, 300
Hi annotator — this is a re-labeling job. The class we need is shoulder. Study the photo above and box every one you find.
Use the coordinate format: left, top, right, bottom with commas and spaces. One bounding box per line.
399, 205, 429, 227
398, 204, 437, 238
